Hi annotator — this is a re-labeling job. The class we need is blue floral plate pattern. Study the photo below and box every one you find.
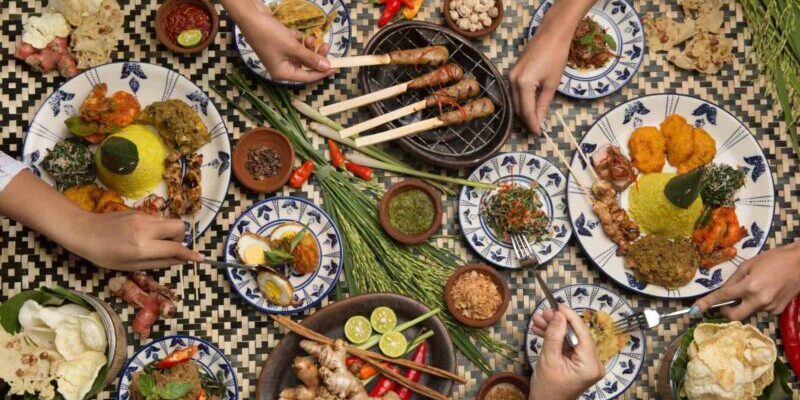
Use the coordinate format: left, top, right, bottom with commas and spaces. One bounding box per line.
22, 62, 231, 245
224, 196, 343, 314
528, 0, 645, 99
567, 94, 775, 298
525, 284, 645, 400
233, 0, 351, 85
116, 335, 239, 400
459, 152, 572, 269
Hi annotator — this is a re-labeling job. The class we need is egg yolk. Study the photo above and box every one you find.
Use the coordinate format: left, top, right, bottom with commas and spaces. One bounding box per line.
243, 245, 266, 265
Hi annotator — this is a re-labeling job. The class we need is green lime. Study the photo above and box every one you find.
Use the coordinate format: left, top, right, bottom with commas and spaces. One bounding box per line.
370, 306, 397, 333
177, 29, 203, 48
379, 331, 407, 358
344, 316, 372, 344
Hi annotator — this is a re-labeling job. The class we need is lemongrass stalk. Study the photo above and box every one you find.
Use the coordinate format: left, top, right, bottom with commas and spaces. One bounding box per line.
346, 152, 496, 190
357, 308, 440, 350
362, 330, 435, 385
293, 99, 345, 131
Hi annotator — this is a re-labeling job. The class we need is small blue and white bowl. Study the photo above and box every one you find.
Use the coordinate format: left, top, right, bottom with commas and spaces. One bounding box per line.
525, 284, 645, 400
459, 152, 572, 269
117, 335, 239, 400
225, 196, 344, 314
527, 0, 645, 99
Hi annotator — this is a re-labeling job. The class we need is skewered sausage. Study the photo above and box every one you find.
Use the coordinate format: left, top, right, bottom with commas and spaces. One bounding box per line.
424, 78, 480, 106
439, 97, 494, 125
388, 45, 449, 65
408, 63, 464, 89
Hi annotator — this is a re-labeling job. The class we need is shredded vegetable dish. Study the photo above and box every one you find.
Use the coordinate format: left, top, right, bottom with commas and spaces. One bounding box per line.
481, 183, 549, 241
568, 16, 617, 69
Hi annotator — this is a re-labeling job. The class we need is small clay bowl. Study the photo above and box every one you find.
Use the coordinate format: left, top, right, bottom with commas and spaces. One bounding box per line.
444, 263, 509, 328
232, 127, 295, 193
378, 179, 443, 244
476, 372, 530, 400
443, 0, 504, 39
155, 0, 219, 54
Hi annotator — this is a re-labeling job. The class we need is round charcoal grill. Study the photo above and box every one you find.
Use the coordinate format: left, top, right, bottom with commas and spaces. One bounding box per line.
360, 21, 512, 169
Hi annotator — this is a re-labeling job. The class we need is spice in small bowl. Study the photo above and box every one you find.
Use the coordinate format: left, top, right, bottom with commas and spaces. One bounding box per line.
476, 373, 530, 400
232, 128, 295, 193
444, 264, 509, 327
379, 180, 443, 244
246, 146, 282, 180
155, 0, 219, 54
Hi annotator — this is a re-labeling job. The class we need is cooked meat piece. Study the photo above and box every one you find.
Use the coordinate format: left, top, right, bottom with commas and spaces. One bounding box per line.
424, 78, 480, 106
164, 158, 185, 217
388, 45, 449, 65
183, 153, 202, 215
591, 181, 640, 256
407, 63, 464, 89
439, 97, 494, 125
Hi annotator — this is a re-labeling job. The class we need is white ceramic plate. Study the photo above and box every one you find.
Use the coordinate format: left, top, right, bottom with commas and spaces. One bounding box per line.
233, 0, 351, 85
224, 196, 343, 314
567, 94, 775, 298
525, 284, 645, 400
459, 152, 572, 269
528, 0, 645, 99
22, 62, 231, 245
117, 335, 239, 400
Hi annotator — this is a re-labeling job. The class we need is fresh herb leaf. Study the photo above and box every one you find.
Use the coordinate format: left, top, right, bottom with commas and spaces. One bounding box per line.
100, 136, 139, 175
700, 164, 745, 208
761, 360, 793, 400
40, 286, 92, 309
159, 382, 195, 399
264, 249, 294, 266
695, 206, 713, 229
603, 33, 617, 50
288, 224, 309, 253
65, 117, 101, 138
137, 373, 157, 397
84, 364, 109, 400
579, 34, 594, 46
0, 290, 45, 333
664, 168, 705, 209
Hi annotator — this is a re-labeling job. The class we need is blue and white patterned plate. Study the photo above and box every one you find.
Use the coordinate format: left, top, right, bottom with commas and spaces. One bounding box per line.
224, 196, 343, 314
116, 335, 239, 400
527, 0, 645, 99
233, 0, 351, 86
525, 284, 645, 400
22, 62, 231, 245
459, 152, 572, 269
567, 94, 775, 298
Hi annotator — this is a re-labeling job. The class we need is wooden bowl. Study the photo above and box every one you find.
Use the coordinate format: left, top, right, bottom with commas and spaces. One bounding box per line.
232, 127, 295, 193
378, 179, 443, 244
75, 291, 128, 389
444, 263, 509, 328
476, 372, 530, 400
657, 335, 685, 400
155, 0, 219, 54
443, 0, 504, 39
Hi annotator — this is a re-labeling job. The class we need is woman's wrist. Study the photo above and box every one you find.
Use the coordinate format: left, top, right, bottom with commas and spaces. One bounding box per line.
538, 0, 594, 40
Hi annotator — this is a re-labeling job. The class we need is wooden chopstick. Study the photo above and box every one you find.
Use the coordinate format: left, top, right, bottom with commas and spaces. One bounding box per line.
271, 315, 465, 383
327, 54, 392, 69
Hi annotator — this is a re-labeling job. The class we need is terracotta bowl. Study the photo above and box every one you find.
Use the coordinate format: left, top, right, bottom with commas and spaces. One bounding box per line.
155, 0, 219, 54
476, 372, 530, 400
378, 179, 443, 244
232, 127, 295, 193
444, 263, 509, 328
443, 0, 504, 39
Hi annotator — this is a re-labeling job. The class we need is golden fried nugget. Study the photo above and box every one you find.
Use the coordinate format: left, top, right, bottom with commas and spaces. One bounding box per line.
96, 201, 131, 213
95, 189, 126, 212
661, 114, 695, 166
678, 127, 716, 173
63, 183, 102, 211
628, 126, 666, 173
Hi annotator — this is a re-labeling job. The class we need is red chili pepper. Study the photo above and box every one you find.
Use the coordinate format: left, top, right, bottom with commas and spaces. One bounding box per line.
289, 161, 315, 188
196, 388, 207, 400
779, 294, 800, 377
345, 162, 373, 181
378, 0, 402, 27
327, 139, 345, 168
368, 364, 401, 397
155, 345, 199, 369
398, 0, 415, 8
346, 356, 379, 380
395, 341, 427, 400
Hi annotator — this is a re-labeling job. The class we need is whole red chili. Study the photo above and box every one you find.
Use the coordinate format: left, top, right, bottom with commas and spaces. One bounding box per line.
378, 0, 403, 27
368, 364, 401, 397
327, 139, 345, 168
155, 345, 199, 369
398, 0, 415, 8
395, 341, 427, 400
289, 161, 315, 188
779, 294, 800, 377
164, 3, 211, 45
345, 162, 373, 181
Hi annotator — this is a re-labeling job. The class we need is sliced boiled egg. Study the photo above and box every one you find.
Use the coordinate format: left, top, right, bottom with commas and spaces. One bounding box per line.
269, 222, 306, 244
237, 232, 271, 266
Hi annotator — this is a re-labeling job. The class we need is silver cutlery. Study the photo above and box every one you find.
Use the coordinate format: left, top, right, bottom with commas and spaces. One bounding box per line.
613, 299, 741, 334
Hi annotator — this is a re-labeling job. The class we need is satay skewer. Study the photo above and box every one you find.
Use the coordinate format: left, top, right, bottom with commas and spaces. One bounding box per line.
327, 45, 449, 69
354, 97, 494, 147
339, 78, 480, 138
319, 63, 463, 116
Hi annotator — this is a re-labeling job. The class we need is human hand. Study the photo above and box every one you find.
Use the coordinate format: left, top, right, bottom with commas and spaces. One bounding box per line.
529, 305, 605, 400
692, 242, 800, 319
70, 211, 204, 271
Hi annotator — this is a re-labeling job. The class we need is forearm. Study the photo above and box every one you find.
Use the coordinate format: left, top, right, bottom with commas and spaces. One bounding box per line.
539, 0, 594, 36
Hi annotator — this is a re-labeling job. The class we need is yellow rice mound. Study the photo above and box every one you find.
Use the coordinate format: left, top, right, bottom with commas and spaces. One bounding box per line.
628, 173, 703, 239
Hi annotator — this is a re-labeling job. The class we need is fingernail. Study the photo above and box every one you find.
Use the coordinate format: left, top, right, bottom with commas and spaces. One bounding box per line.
318, 59, 330, 70
688, 305, 701, 317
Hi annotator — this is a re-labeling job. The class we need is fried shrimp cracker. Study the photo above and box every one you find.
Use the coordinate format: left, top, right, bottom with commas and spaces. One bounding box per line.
661, 114, 695, 166
628, 126, 666, 173
678, 127, 716, 173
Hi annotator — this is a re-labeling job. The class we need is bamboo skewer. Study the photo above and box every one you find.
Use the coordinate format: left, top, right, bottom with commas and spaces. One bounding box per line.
540, 119, 590, 193
320, 82, 410, 116
556, 111, 599, 182
339, 100, 427, 138
326, 46, 449, 69
327, 54, 391, 68
271, 315, 465, 383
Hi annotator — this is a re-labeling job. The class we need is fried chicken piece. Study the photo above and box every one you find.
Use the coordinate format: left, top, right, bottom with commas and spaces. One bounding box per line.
692, 207, 746, 268
63, 183, 102, 211
628, 126, 666, 173
677, 127, 716, 173
661, 114, 695, 166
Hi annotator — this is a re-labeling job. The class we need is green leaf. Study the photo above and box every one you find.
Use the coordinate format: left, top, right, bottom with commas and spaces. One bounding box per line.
84, 364, 109, 400
137, 373, 158, 397
264, 250, 294, 266
603, 33, 617, 50
100, 136, 139, 175
579, 34, 594, 46
664, 168, 705, 209
288, 224, 309, 253
65, 117, 101, 138
695, 206, 713, 229
760, 360, 793, 400
159, 382, 195, 399
40, 286, 92, 309
0, 290, 45, 333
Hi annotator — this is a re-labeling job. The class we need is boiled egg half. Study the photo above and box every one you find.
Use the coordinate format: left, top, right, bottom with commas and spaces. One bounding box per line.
237, 232, 272, 266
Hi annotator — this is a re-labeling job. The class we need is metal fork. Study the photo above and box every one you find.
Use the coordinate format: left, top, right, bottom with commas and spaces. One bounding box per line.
510, 234, 580, 347
612, 299, 741, 334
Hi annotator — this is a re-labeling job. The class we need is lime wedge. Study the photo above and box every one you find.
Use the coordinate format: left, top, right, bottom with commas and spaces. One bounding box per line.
177, 29, 203, 48
370, 306, 397, 333
379, 331, 407, 358
344, 316, 372, 344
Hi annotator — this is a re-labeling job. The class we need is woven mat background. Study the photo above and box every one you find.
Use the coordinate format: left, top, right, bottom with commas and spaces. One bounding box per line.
1, 0, 799, 398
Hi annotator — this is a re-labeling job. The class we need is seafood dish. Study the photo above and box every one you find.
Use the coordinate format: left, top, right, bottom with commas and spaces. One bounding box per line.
568, 16, 617, 70
129, 345, 227, 400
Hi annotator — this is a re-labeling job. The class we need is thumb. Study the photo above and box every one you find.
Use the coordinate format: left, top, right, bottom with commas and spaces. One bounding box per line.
542, 311, 567, 360
692, 279, 746, 316
291, 41, 331, 71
